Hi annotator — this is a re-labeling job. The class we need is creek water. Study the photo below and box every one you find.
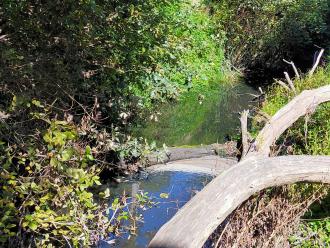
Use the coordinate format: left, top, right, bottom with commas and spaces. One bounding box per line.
103, 82, 257, 247
100, 171, 213, 247
133, 82, 258, 146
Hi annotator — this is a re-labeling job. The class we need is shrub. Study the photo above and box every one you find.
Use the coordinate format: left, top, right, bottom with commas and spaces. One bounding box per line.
207, 0, 330, 79
0, 99, 156, 247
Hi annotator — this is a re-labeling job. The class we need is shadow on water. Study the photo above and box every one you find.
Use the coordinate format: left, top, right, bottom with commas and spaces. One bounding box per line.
133, 82, 258, 146
99, 171, 213, 247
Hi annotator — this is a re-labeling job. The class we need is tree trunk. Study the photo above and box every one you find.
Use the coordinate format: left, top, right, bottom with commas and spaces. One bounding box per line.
149, 156, 330, 248
149, 84, 330, 248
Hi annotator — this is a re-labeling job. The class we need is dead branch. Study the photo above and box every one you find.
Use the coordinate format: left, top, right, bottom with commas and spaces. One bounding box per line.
284, 72, 296, 93
275, 79, 291, 91
283, 59, 300, 80
309, 49, 325, 76
254, 85, 330, 156
149, 156, 330, 248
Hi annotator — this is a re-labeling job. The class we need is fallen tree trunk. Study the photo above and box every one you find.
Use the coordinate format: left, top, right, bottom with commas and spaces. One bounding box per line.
149, 82, 330, 248
146, 142, 238, 165
254, 85, 330, 156
149, 156, 330, 248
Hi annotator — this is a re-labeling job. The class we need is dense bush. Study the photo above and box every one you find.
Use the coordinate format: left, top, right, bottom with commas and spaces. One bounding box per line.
0, 100, 156, 246
0, 100, 157, 247
207, 0, 330, 80
0, 0, 182, 123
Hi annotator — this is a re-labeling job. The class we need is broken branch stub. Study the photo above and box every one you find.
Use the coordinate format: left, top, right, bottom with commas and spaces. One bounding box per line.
284, 72, 296, 93
309, 49, 325, 77
283, 59, 300, 80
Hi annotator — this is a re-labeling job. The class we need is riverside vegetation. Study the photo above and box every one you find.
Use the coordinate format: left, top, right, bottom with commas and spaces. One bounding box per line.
1, 0, 330, 247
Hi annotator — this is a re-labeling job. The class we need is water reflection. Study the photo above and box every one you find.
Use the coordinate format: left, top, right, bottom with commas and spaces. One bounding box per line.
134, 83, 257, 146
101, 171, 212, 247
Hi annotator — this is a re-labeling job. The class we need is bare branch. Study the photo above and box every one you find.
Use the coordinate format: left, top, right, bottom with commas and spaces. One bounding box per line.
283, 59, 300, 80
275, 79, 291, 91
284, 72, 296, 93
309, 49, 325, 76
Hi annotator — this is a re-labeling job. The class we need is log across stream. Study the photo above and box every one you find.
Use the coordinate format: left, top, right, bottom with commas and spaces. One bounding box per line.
100, 156, 236, 248
149, 82, 330, 247
101, 82, 256, 247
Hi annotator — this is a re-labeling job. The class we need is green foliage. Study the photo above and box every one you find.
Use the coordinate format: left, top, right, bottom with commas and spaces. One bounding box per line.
0, 116, 107, 246
0, 101, 157, 247
130, 0, 229, 108
0, 0, 183, 123
132, 1, 243, 146
290, 219, 330, 247
0, 0, 229, 125
207, 0, 330, 77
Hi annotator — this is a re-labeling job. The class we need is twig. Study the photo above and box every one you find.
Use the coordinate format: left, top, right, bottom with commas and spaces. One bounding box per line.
63, 236, 73, 248
309, 49, 325, 76
301, 217, 330, 222
284, 72, 296, 93
275, 79, 290, 91
215, 220, 231, 248
283, 59, 300, 80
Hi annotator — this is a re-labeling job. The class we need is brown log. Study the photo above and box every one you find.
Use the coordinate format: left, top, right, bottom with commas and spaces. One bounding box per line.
146, 143, 238, 166
254, 85, 330, 156
149, 156, 330, 248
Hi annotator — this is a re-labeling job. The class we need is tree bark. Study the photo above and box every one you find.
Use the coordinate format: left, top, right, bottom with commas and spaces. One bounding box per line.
254, 85, 330, 157
149, 84, 330, 248
149, 156, 330, 248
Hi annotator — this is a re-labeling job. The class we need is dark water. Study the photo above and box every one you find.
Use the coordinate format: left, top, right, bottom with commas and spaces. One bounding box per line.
133, 83, 257, 146
100, 171, 213, 247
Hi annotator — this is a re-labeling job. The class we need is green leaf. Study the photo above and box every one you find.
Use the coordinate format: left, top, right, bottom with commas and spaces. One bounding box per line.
28, 222, 38, 231
61, 149, 73, 161
160, 193, 169, 199
32, 99, 44, 108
